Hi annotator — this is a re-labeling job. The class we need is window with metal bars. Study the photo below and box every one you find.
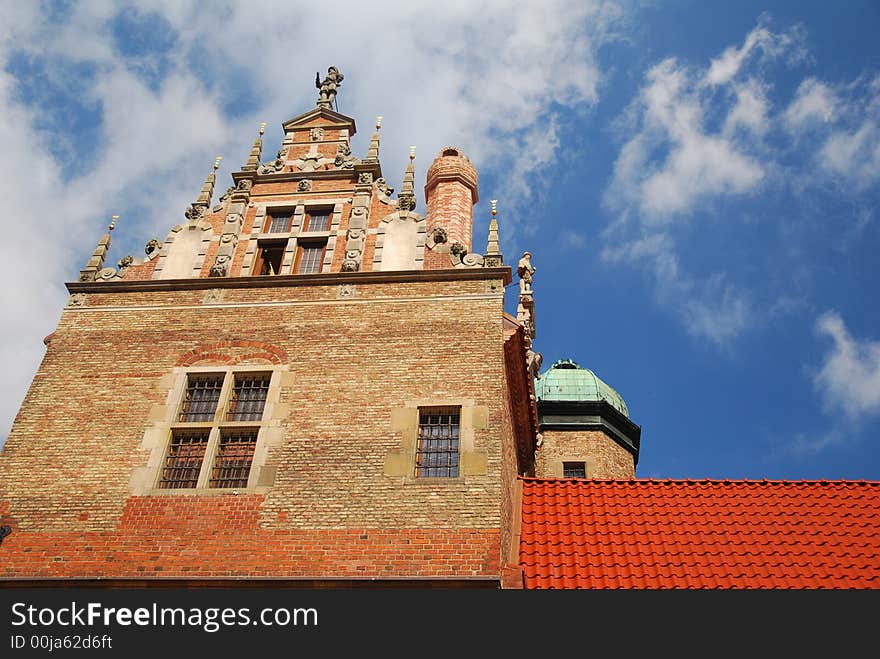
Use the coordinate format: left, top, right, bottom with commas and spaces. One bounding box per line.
415, 407, 460, 478
178, 375, 224, 422
265, 212, 293, 233
226, 373, 270, 421
159, 431, 209, 488
209, 430, 258, 488
295, 241, 326, 274
304, 209, 330, 232
563, 461, 587, 478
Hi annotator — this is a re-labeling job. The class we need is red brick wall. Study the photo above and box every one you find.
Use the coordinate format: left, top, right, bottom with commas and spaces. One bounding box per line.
0, 273, 511, 580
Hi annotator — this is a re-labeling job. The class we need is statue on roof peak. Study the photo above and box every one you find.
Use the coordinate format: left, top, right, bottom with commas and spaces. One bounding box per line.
316, 66, 344, 108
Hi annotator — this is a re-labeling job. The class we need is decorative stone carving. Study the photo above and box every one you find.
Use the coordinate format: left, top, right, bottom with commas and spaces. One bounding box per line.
430, 227, 448, 246
184, 204, 205, 223
337, 283, 356, 298
96, 267, 118, 281
334, 142, 359, 169
68, 293, 86, 307
258, 149, 286, 175
450, 242, 467, 258
203, 288, 224, 303
527, 348, 543, 380
310, 127, 324, 141
315, 66, 344, 108
461, 252, 484, 267
484, 255, 503, 268
237, 179, 253, 191
517, 251, 535, 295
117, 255, 134, 271
375, 177, 394, 197
397, 193, 416, 212
145, 239, 161, 256
341, 259, 359, 272
358, 172, 373, 185
298, 179, 312, 192
209, 254, 231, 277
219, 186, 235, 202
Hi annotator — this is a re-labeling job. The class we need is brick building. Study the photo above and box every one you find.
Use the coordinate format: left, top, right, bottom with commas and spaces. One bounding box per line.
1, 69, 877, 588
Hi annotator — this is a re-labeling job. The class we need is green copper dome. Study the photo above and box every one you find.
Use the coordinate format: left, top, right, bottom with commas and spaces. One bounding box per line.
535, 359, 630, 418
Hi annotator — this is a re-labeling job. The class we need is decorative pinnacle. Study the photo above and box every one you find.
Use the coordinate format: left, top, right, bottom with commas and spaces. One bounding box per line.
243, 125, 264, 171
486, 201, 501, 258
214, 156, 222, 170
109, 215, 119, 231
376, 116, 383, 130
491, 199, 498, 216
409, 145, 416, 161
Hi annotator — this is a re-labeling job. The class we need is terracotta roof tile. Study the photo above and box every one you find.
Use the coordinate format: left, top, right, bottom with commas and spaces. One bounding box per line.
518, 478, 880, 589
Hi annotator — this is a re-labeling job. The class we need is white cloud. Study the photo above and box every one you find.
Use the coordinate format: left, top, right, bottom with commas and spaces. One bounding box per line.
724, 79, 769, 136
608, 58, 765, 223
783, 77, 837, 130
0, 0, 626, 444
814, 311, 880, 421
705, 16, 806, 86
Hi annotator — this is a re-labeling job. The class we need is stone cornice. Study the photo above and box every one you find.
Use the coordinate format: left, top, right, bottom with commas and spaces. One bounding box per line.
66, 267, 513, 294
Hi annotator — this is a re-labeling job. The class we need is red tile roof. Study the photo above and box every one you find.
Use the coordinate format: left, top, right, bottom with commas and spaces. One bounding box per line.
518, 478, 880, 589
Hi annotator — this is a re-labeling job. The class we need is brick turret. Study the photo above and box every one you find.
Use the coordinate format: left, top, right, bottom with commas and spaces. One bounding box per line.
424, 147, 478, 268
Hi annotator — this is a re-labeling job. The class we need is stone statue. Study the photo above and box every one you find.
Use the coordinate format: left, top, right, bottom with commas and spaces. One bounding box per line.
316, 67, 344, 108
518, 251, 535, 294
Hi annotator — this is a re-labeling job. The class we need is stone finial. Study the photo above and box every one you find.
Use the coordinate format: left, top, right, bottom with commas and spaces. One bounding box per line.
243, 123, 266, 171
366, 115, 382, 161
78, 215, 118, 282
186, 157, 221, 221
397, 146, 417, 211
315, 66, 344, 109
485, 199, 503, 266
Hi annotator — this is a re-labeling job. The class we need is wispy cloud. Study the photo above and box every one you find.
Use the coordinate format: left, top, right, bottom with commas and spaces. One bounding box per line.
814, 311, 880, 422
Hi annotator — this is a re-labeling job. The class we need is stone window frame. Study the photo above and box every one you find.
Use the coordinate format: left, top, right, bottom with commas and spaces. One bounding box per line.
385, 399, 489, 483
242, 200, 343, 275
552, 456, 593, 479
562, 461, 587, 479
131, 365, 287, 496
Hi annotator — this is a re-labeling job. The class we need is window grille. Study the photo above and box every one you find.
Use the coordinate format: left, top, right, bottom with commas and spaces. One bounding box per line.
179, 375, 224, 422
563, 462, 586, 478
209, 430, 258, 489
415, 407, 460, 478
159, 431, 209, 488
227, 374, 270, 421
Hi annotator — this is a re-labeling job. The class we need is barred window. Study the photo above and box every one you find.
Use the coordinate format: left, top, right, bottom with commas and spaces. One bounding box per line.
210, 430, 258, 488
227, 374, 270, 421
178, 375, 224, 422
158, 370, 275, 491
415, 407, 460, 478
563, 461, 586, 478
159, 431, 209, 489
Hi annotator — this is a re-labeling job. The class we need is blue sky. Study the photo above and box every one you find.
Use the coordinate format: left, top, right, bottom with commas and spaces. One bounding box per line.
0, 1, 878, 480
